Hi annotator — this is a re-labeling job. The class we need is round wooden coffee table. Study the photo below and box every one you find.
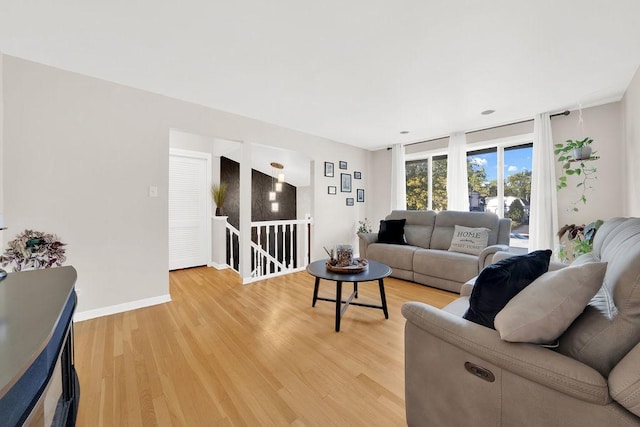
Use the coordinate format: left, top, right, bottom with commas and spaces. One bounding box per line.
306, 259, 391, 332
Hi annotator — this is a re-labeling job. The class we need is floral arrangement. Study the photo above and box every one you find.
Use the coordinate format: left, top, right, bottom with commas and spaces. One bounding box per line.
0, 230, 67, 271
357, 218, 373, 234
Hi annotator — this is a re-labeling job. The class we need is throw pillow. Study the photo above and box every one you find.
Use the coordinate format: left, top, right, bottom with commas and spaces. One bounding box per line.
494, 262, 607, 344
463, 249, 552, 329
448, 225, 490, 255
377, 219, 407, 245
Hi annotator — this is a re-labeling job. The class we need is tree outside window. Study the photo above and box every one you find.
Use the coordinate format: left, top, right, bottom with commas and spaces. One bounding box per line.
432, 156, 447, 211
406, 156, 447, 211
406, 160, 428, 210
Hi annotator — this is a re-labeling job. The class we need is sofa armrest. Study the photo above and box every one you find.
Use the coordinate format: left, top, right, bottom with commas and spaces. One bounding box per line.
401, 301, 609, 404
477, 244, 510, 270
609, 342, 640, 416
357, 232, 378, 258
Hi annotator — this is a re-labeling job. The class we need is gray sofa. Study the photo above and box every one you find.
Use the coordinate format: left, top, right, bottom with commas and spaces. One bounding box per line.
402, 217, 640, 426
358, 210, 512, 293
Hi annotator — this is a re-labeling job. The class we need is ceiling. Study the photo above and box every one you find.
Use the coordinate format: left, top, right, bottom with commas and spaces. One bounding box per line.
1, 1, 640, 151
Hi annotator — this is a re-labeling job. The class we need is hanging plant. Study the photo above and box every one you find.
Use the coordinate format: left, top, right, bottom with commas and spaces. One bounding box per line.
554, 137, 597, 211
0, 230, 67, 271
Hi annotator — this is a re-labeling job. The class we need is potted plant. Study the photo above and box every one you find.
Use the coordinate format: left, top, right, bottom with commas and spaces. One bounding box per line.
554, 137, 598, 211
0, 230, 67, 271
357, 218, 373, 234
556, 220, 602, 263
211, 182, 228, 216
555, 137, 593, 160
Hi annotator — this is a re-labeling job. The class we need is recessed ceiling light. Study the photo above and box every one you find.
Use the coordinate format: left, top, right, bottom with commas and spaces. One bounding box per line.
481, 109, 496, 115
400, 130, 410, 134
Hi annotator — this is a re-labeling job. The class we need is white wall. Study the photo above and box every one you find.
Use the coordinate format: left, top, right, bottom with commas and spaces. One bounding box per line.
551, 102, 625, 227
623, 65, 640, 216
316, 152, 370, 253
0, 54, 3, 215
1, 55, 369, 316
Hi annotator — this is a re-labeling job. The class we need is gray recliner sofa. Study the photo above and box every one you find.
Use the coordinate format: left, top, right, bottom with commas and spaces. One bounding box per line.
358, 210, 512, 293
402, 217, 640, 426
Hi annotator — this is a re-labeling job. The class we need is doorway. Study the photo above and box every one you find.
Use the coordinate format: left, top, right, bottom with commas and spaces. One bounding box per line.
169, 148, 211, 270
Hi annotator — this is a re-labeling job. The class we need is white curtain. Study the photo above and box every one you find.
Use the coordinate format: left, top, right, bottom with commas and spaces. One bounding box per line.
446, 132, 469, 211
529, 113, 559, 252
390, 144, 407, 211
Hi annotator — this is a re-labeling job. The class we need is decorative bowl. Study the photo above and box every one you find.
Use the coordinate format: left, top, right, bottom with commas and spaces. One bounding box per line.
326, 258, 369, 273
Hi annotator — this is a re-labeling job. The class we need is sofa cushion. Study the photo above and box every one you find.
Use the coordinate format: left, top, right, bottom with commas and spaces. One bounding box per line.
463, 250, 552, 329
414, 249, 479, 285
448, 225, 490, 255
494, 262, 607, 344
366, 243, 417, 271
431, 211, 500, 250
377, 219, 407, 244
386, 210, 436, 248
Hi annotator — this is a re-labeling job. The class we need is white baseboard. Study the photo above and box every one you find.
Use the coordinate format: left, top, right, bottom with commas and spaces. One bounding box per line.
73, 294, 172, 322
242, 266, 306, 285
207, 262, 229, 270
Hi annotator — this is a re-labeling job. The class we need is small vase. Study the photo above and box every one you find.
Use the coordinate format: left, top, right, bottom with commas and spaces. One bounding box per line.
573, 146, 592, 160
215, 207, 224, 216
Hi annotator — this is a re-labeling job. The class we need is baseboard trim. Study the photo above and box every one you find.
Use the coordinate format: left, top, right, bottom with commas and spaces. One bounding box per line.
73, 294, 172, 322
207, 262, 229, 270
242, 267, 306, 285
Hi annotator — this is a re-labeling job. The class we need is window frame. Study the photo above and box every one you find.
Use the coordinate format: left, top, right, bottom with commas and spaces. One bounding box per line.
405, 133, 534, 217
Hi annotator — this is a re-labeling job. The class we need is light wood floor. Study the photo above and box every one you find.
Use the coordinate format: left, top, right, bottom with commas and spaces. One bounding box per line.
74, 267, 457, 426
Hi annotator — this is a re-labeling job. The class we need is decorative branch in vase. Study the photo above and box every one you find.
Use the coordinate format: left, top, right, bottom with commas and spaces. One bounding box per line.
211, 182, 228, 216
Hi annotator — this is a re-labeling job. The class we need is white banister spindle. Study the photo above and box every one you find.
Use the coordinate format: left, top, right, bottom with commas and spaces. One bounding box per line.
288, 224, 294, 268
273, 225, 280, 268
266, 226, 271, 264
227, 228, 234, 270
304, 221, 310, 266
258, 226, 263, 275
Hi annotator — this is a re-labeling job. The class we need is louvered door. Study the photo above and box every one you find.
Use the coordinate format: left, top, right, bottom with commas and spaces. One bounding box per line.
169, 149, 211, 270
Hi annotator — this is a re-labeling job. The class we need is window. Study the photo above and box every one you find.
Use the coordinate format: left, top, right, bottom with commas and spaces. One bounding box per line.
432, 155, 447, 211
467, 148, 497, 211
467, 143, 532, 248
406, 159, 428, 210
405, 139, 532, 248
406, 155, 447, 211
503, 144, 532, 248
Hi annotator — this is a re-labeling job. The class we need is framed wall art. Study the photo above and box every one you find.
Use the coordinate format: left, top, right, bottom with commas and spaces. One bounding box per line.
354, 171, 362, 179
339, 161, 348, 170
357, 189, 365, 202
324, 161, 334, 177
328, 186, 337, 195
340, 173, 352, 192
346, 198, 354, 206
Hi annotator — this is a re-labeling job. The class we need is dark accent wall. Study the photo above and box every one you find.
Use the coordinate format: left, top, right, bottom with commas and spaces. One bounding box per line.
220, 156, 297, 229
